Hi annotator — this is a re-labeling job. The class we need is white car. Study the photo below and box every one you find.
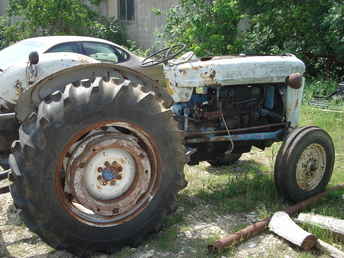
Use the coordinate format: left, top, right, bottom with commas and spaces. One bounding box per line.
0, 36, 164, 104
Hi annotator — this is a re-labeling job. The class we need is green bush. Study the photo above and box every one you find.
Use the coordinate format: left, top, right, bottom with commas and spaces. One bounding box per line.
241, 0, 344, 79
163, 0, 244, 57
89, 17, 127, 46
0, 0, 127, 50
0, 16, 10, 49
303, 80, 339, 102
162, 0, 344, 79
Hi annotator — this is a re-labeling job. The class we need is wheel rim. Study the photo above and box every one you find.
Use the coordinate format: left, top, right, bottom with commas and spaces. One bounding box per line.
296, 143, 326, 191
56, 121, 160, 227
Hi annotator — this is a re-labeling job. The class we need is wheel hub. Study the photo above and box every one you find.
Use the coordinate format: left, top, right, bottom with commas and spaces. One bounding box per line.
66, 131, 153, 217
296, 143, 326, 191
98, 161, 123, 184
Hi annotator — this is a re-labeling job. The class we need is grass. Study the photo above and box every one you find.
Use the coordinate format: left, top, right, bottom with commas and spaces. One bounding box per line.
303, 79, 344, 111
156, 103, 344, 257
115, 100, 344, 258
300, 105, 344, 186
184, 161, 282, 215
296, 104, 344, 249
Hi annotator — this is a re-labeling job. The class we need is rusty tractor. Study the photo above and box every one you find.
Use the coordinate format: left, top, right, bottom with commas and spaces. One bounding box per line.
0, 36, 335, 254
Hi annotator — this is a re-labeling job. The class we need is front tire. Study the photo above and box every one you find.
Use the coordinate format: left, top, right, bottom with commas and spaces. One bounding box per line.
274, 126, 335, 202
9, 75, 186, 254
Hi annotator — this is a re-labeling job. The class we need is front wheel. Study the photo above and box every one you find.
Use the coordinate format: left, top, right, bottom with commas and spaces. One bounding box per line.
9, 75, 186, 254
274, 126, 335, 202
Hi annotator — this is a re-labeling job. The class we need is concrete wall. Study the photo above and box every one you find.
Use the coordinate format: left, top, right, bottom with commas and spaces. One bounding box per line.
106, 0, 178, 49
126, 0, 178, 49
0, 0, 9, 16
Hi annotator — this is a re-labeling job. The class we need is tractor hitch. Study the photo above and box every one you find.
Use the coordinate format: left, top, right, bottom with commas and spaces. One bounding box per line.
0, 168, 11, 194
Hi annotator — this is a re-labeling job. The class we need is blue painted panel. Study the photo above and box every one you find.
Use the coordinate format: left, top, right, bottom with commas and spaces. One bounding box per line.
264, 86, 275, 109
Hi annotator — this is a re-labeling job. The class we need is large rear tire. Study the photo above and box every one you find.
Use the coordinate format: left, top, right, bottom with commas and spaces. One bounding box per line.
9, 75, 186, 254
274, 126, 335, 202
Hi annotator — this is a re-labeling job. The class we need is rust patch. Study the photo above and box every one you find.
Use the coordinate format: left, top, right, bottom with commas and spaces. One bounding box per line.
191, 65, 202, 70
15, 80, 24, 96
179, 68, 187, 75
200, 69, 217, 85
286, 73, 303, 89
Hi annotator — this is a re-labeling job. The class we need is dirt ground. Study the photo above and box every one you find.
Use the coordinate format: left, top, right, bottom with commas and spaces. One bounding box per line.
0, 194, 333, 258
0, 192, 309, 258
0, 151, 341, 258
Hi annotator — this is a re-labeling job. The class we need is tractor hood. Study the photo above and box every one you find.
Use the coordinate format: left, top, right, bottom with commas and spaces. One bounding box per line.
164, 54, 305, 88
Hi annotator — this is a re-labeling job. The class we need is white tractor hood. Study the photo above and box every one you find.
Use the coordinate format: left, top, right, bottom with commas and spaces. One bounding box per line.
165, 54, 305, 88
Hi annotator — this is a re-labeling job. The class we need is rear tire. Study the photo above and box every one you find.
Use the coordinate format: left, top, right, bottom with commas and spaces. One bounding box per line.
9, 75, 186, 254
274, 126, 335, 202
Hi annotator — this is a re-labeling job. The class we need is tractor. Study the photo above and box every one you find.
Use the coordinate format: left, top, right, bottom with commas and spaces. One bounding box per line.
0, 37, 335, 254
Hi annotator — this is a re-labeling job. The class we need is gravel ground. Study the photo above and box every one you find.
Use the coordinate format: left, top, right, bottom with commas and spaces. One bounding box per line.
0, 151, 340, 258
0, 192, 332, 258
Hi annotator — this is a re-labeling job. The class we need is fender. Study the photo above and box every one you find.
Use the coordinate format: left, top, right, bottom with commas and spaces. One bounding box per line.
15, 63, 173, 122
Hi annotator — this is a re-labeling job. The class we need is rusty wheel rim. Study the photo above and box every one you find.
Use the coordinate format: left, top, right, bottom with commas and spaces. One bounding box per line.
296, 143, 326, 191
56, 121, 160, 227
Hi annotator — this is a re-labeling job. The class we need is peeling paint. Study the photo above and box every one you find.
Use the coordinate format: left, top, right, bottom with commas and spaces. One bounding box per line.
286, 78, 305, 127
164, 54, 305, 103
0, 52, 97, 104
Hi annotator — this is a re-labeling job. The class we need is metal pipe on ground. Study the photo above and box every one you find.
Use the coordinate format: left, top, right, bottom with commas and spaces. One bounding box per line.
208, 183, 344, 253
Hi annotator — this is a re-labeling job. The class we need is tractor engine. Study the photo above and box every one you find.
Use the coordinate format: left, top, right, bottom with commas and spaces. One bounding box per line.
172, 84, 286, 164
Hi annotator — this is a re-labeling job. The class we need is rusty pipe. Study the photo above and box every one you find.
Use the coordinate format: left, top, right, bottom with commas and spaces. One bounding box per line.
208, 183, 344, 253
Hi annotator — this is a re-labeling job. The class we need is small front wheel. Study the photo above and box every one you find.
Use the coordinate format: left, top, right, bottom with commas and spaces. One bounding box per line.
274, 126, 335, 202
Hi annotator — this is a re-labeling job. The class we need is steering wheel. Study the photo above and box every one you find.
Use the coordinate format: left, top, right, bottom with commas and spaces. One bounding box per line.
141, 44, 186, 68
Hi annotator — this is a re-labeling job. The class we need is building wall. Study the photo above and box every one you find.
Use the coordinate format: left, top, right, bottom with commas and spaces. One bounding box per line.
0, 0, 9, 16
106, 0, 178, 49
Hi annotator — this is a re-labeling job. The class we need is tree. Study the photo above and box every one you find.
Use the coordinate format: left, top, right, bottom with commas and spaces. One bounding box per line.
163, 0, 244, 56
0, 0, 126, 49
241, 0, 344, 78
8, 0, 100, 35
163, 0, 344, 78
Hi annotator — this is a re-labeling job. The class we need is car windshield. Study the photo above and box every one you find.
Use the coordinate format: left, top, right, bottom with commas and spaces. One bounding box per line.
0, 39, 47, 69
